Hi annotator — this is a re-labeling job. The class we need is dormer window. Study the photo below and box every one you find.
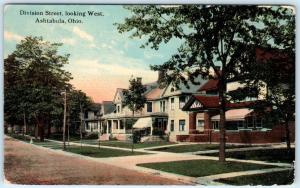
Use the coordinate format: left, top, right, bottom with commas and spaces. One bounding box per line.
179, 96, 186, 109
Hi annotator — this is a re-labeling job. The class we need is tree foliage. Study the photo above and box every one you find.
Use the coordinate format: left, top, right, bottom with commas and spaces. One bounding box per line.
4, 36, 73, 141
116, 5, 294, 161
122, 77, 147, 115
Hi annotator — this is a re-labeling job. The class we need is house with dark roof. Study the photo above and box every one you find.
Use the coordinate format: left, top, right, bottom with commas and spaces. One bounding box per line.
83, 103, 102, 132
179, 48, 295, 144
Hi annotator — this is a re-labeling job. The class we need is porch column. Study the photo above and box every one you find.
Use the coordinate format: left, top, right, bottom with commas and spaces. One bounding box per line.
106, 120, 109, 134
204, 110, 212, 132
189, 112, 197, 134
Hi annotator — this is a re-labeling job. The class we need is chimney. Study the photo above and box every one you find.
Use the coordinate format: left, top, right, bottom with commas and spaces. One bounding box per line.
136, 77, 142, 83
158, 70, 166, 82
214, 66, 221, 78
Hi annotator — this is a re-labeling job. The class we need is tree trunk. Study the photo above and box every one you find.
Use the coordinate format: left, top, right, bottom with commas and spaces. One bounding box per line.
23, 112, 26, 137
38, 119, 45, 142
4, 124, 8, 134
284, 120, 291, 152
218, 78, 226, 162
63, 89, 67, 150
46, 122, 51, 139
45, 114, 51, 139
34, 124, 38, 139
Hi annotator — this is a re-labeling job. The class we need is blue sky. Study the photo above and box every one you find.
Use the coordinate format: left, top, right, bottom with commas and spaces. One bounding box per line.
4, 4, 181, 102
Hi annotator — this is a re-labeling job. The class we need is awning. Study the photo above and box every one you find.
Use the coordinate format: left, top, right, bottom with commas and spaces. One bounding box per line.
211, 108, 253, 121
133, 117, 152, 129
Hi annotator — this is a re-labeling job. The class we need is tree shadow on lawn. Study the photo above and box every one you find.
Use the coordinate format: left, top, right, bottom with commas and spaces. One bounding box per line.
137, 159, 277, 177
202, 148, 295, 163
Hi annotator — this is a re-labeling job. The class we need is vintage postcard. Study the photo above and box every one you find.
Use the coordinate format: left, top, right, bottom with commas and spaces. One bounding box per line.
3, 4, 295, 186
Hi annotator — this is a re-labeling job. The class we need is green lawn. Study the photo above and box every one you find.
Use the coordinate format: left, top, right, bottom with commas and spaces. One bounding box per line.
9, 134, 148, 157
216, 169, 294, 185
73, 139, 176, 149
137, 160, 276, 177
64, 146, 148, 158
149, 144, 250, 153
202, 148, 295, 163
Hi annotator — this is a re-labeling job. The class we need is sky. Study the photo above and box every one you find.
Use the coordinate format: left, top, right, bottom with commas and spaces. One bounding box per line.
4, 4, 181, 102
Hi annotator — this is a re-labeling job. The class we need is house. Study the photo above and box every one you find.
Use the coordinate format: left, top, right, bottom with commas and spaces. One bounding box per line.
83, 103, 102, 132
179, 48, 295, 144
99, 73, 208, 141
181, 93, 295, 144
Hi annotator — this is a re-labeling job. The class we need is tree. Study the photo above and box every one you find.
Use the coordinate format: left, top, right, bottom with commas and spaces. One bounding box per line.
116, 5, 292, 161
122, 77, 147, 116
68, 89, 93, 146
4, 36, 72, 141
233, 12, 295, 152
122, 77, 146, 151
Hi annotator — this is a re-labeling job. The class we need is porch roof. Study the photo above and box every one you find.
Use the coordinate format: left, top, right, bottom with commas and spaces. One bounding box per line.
182, 95, 255, 111
133, 117, 152, 129
211, 108, 253, 121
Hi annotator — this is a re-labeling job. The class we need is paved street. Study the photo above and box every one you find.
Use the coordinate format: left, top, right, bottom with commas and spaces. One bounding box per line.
4, 136, 186, 185
4, 136, 292, 185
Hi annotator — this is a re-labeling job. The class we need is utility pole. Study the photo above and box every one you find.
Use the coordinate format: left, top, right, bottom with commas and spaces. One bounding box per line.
131, 128, 134, 153
63, 89, 67, 150
98, 119, 101, 149
79, 102, 83, 148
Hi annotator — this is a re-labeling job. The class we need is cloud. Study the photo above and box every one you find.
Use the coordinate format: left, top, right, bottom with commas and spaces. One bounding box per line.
72, 26, 94, 42
4, 31, 23, 42
73, 58, 156, 80
61, 38, 76, 46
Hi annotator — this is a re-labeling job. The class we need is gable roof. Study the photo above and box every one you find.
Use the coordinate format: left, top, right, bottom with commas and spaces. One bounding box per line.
161, 75, 207, 97
112, 88, 127, 103
87, 103, 101, 112
182, 95, 254, 111
198, 79, 219, 92
102, 101, 115, 115
145, 86, 164, 100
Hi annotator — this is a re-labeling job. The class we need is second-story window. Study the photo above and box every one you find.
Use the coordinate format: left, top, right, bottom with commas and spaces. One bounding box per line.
160, 100, 166, 112
117, 105, 120, 113
179, 96, 186, 109
171, 98, 175, 110
84, 111, 89, 119
147, 102, 152, 112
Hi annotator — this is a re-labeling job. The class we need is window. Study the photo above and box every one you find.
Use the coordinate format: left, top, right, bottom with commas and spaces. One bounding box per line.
120, 120, 124, 129
160, 100, 166, 112
84, 111, 89, 119
213, 121, 219, 130
171, 98, 175, 110
179, 120, 185, 131
197, 120, 205, 128
170, 87, 175, 92
255, 117, 262, 128
170, 120, 174, 132
117, 105, 120, 113
247, 117, 254, 128
147, 102, 152, 112
179, 96, 186, 109
238, 121, 245, 129
226, 121, 239, 130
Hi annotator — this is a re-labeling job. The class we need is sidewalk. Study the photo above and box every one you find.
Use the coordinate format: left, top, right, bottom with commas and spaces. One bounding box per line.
10, 136, 293, 185
35, 137, 293, 185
